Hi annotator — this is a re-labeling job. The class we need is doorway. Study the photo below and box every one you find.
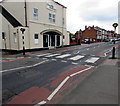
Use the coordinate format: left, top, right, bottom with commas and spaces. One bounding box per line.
43, 31, 61, 48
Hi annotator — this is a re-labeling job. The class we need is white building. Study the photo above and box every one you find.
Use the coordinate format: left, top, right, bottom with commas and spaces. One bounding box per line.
1, 0, 69, 51
118, 1, 120, 34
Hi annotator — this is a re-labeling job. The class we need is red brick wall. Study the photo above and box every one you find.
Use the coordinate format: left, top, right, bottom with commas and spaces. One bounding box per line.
82, 27, 97, 39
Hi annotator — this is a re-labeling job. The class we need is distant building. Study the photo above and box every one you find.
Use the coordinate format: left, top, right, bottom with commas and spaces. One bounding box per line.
74, 25, 116, 44
82, 26, 104, 42
1, 0, 69, 51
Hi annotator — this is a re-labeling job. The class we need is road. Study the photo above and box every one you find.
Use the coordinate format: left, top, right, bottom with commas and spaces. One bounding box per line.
2, 41, 120, 105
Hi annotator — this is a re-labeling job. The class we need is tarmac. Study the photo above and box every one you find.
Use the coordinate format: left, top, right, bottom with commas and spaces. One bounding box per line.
1, 42, 120, 104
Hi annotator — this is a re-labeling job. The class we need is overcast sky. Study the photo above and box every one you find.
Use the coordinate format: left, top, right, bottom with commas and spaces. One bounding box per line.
55, 0, 119, 33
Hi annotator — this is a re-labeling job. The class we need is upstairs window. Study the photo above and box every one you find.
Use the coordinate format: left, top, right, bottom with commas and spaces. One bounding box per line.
49, 13, 55, 23
33, 8, 38, 19
62, 18, 65, 25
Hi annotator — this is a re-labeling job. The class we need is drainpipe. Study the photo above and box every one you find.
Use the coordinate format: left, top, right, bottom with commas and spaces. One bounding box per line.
24, 0, 27, 27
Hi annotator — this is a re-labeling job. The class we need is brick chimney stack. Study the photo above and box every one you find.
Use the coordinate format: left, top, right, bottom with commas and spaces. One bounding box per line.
85, 25, 87, 29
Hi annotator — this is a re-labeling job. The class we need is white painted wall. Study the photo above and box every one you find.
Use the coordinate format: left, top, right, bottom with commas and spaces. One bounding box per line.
118, 1, 120, 34
2, 0, 68, 50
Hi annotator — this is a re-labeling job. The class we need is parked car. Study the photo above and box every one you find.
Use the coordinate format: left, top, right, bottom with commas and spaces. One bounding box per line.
81, 39, 89, 43
104, 39, 110, 42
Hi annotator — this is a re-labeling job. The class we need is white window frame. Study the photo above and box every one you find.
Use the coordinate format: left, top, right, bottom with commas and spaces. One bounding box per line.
34, 33, 39, 44
33, 8, 38, 19
49, 13, 55, 23
13, 32, 17, 43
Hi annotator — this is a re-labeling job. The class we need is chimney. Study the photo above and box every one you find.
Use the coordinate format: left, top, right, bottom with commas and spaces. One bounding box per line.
85, 25, 87, 29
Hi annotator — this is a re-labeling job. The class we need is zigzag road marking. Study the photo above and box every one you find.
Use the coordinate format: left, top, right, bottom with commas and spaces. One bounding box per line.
35, 66, 94, 105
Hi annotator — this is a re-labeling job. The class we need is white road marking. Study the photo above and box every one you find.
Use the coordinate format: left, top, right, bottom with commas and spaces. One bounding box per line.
37, 100, 47, 105
69, 55, 84, 61
56, 54, 71, 58
70, 66, 94, 77
36, 53, 51, 57
104, 49, 112, 57
47, 76, 70, 101
61, 60, 67, 63
85, 65, 92, 67
51, 59, 57, 61
42, 58, 47, 60
85, 57, 99, 63
36, 66, 94, 105
72, 62, 78, 65
2, 60, 49, 73
45, 54, 60, 57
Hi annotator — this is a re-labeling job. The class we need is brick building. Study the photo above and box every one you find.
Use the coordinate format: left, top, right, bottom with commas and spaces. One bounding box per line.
82, 26, 97, 42
74, 25, 116, 44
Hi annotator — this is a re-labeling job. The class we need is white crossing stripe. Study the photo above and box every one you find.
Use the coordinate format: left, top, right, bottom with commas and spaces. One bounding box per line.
61, 60, 67, 63
51, 59, 57, 61
85, 57, 99, 63
45, 54, 60, 57
72, 62, 78, 65
37, 53, 51, 57
69, 55, 84, 61
56, 54, 71, 58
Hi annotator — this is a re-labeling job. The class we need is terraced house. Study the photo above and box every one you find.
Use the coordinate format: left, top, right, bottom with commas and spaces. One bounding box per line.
1, 0, 69, 51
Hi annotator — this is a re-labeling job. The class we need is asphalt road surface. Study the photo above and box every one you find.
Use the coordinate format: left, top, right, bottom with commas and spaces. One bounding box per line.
2, 41, 120, 105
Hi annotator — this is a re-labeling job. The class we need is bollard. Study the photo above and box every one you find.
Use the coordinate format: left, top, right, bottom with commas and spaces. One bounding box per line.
112, 47, 115, 59
23, 46, 25, 55
113, 40, 115, 44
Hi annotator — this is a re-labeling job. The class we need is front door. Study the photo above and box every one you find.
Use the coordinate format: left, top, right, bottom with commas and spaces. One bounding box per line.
43, 34, 48, 47
50, 35, 55, 46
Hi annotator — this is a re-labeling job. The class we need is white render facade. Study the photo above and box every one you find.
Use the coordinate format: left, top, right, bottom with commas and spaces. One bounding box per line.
118, 1, 120, 34
1, 0, 69, 50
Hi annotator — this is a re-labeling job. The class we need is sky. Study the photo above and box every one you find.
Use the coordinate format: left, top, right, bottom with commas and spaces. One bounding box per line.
55, 0, 119, 34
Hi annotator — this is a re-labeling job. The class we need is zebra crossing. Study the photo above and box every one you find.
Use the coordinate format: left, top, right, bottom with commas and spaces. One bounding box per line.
37, 53, 101, 65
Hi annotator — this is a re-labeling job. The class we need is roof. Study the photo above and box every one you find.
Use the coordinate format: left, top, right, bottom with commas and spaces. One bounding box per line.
52, 0, 67, 8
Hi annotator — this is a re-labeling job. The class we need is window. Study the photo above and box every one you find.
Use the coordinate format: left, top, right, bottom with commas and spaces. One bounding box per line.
2, 32, 6, 40
33, 8, 38, 19
14, 33, 17, 43
49, 13, 55, 23
53, 14, 55, 22
62, 18, 64, 25
34, 34, 39, 44
49, 13, 52, 22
